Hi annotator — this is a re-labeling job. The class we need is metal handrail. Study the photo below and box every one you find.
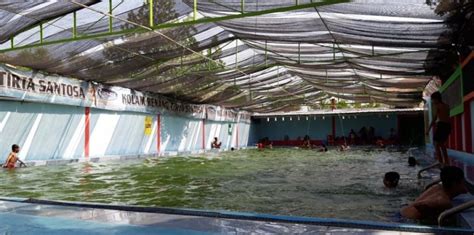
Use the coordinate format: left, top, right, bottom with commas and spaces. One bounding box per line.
417, 162, 441, 178
438, 200, 474, 226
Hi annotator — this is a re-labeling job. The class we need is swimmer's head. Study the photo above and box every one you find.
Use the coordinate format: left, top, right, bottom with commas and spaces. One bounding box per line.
231, 147, 235, 151
408, 157, 417, 167
441, 166, 468, 195
12, 144, 20, 153
384, 171, 400, 188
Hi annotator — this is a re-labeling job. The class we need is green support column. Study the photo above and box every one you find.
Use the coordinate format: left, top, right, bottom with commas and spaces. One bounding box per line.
264, 40, 268, 66
248, 75, 252, 100
298, 42, 301, 64
208, 48, 212, 70
10, 37, 14, 49
234, 40, 238, 86
193, 0, 197, 20
235, 40, 239, 68
241, 0, 245, 13
73, 11, 77, 38
333, 43, 335, 60
149, 0, 154, 27
39, 22, 44, 43
108, 0, 113, 32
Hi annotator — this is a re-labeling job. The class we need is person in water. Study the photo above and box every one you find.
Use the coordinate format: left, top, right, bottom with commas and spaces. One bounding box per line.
211, 137, 222, 149
339, 142, 350, 151
383, 172, 400, 188
400, 166, 468, 223
3, 144, 26, 169
301, 138, 312, 149
408, 157, 418, 167
426, 91, 451, 166
318, 144, 328, 152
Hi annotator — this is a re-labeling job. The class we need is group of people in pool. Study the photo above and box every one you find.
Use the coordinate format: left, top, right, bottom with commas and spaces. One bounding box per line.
383, 164, 468, 224
300, 135, 328, 152
1, 91, 467, 225
381, 91, 465, 224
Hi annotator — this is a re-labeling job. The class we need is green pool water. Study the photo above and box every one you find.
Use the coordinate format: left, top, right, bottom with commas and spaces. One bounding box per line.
0, 148, 431, 221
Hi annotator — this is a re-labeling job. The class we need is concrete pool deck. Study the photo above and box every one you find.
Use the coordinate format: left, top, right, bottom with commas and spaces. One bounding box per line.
0, 198, 473, 234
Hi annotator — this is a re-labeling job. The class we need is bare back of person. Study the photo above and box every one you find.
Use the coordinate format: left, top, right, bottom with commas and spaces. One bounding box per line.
4, 152, 18, 169
401, 184, 451, 221
436, 103, 450, 123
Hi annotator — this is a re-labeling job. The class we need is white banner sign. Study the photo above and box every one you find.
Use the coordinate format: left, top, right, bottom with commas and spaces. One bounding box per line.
0, 65, 250, 122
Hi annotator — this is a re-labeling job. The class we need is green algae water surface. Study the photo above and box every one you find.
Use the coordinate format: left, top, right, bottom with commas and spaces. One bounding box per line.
0, 148, 431, 221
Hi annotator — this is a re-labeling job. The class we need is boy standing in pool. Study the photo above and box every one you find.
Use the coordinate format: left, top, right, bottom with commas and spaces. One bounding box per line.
426, 91, 451, 166
400, 166, 468, 224
3, 144, 26, 169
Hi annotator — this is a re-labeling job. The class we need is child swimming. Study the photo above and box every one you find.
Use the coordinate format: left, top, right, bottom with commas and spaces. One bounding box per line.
3, 144, 27, 169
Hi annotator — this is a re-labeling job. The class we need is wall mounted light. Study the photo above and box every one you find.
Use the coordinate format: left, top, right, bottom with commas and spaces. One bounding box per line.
274, 117, 277, 121
290, 117, 293, 121
282, 117, 285, 121
267, 117, 270, 122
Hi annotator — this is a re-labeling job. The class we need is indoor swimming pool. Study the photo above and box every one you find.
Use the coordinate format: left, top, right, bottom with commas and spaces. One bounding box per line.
0, 148, 434, 222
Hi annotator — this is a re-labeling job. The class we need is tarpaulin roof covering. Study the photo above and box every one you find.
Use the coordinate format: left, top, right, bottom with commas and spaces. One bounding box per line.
0, 0, 450, 112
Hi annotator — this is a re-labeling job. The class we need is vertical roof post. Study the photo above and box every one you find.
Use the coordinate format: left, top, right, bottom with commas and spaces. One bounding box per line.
333, 43, 335, 60
264, 40, 268, 66
39, 22, 44, 43
298, 42, 301, 64
108, 0, 113, 32
149, 0, 154, 27
73, 11, 77, 38
193, 0, 198, 20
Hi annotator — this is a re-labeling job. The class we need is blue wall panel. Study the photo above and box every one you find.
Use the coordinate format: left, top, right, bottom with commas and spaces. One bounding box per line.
0, 100, 251, 161
251, 114, 397, 144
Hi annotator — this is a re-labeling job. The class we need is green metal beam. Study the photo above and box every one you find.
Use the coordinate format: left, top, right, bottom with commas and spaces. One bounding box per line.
39, 22, 44, 43
298, 42, 301, 64
149, 0, 154, 27
264, 40, 268, 66
73, 11, 77, 38
0, 0, 348, 53
193, 0, 197, 20
108, 0, 113, 32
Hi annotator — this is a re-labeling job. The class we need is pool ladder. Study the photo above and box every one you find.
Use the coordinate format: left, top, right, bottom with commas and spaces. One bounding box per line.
417, 162, 441, 178
424, 179, 474, 226
438, 200, 474, 226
